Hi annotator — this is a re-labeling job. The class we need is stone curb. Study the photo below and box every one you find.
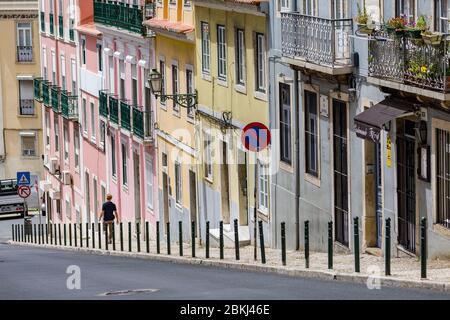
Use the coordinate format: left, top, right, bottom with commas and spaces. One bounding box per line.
8, 241, 450, 293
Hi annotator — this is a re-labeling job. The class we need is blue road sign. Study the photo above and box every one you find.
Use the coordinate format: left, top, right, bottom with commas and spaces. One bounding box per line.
17, 171, 31, 186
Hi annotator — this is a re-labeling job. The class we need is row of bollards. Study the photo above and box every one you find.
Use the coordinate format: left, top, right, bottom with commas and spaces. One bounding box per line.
11, 217, 429, 278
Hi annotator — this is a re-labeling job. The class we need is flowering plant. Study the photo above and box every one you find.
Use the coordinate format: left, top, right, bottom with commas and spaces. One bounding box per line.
387, 17, 407, 30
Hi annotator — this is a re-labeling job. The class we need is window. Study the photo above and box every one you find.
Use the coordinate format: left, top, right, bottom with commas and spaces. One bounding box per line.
121, 142, 128, 186
304, 90, 319, 177
279, 0, 291, 11
302, 0, 317, 15
21, 133, 36, 157
63, 124, 69, 161
81, 38, 86, 65
111, 135, 116, 177
74, 126, 80, 169
255, 33, 266, 92
71, 58, 77, 94
93, 178, 98, 223
101, 184, 106, 204
172, 64, 179, 111
51, 51, 56, 84
132, 64, 137, 106
436, 128, 450, 228
82, 98, 87, 134
45, 111, 50, 146
217, 25, 227, 80
258, 162, 269, 213
100, 120, 106, 148
435, 0, 448, 32
175, 161, 182, 204
60, 55, 66, 91
109, 56, 114, 93
43, 47, 47, 80
54, 116, 60, 152
119, 60, 125, 100
204, 132, 213, 180
186, 68, 194, 118
395, 0, 415, 23
19, 80, 34, 115
90, 102, 96, 141
201, 22, 210, 74
159, 59, 166, 106
17, 23, 32, 62
58, 0, 63, 38
65, 199, 71, 220
97, 43, 103, 72
235, 29, 245, 85
146, 155, 154, 209
364, 0, 381, 23
279, 83, 291, 164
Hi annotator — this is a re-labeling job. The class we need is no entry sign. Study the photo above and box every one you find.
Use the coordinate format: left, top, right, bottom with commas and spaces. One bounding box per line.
18, 185, 31, 199
241, 122, 271, 152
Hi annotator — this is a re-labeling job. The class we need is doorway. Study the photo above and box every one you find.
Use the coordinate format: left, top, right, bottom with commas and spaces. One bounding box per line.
397, 119, 416, 253
133, 151, 141, 227
189, 170, 197, 237
162, 171, 169, 233
237, 149, 248, 226
333, 99, 349, 246
220, 141, 230, 224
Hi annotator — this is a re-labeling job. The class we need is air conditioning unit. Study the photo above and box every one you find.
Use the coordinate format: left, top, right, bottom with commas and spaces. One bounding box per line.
39, 180, 51, 192
62, 171, 72, 185
43, 154, 49, 168
49, 157, 59, 175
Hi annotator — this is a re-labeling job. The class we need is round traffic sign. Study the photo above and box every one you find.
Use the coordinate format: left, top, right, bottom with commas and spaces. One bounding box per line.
241, 122, 271, 152
18, 185, 31, 199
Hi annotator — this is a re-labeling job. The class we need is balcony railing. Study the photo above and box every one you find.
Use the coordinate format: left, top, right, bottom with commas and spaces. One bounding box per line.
132, 107, 153, 141
40, 11, 45, 32
51, 86, 60, 113
109, 96, 119, 124
99, 91, 109, 117
20, 99, 35, 115
369, 31, 450, 93
59, 15, 64, 38
17, 46, 33, 62
49, 13, 54, 35
34, 78, 43, 102
120, 101, 131, 131
281, 12, 353, 69
42, 81, 50, 106
61, 91, 78, 120
94, 1, 144, 35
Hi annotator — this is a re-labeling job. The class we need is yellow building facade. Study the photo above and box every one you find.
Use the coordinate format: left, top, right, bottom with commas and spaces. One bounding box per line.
144, 0, 198, 240
0, 1, 42, 179
192, 0, 270, 244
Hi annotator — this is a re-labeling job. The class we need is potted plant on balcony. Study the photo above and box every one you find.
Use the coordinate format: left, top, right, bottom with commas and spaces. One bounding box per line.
422, 30, 443, 46
386, 16, 407, 36
354, 3, 374, 35
406, 15, 427, 39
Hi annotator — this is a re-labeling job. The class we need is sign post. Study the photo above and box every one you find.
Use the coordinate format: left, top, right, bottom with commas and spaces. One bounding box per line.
241, 123, 271, 262
17, 172, 31, 225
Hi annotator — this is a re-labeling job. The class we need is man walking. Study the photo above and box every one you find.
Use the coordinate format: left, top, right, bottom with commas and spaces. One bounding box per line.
99, 194, 118, 244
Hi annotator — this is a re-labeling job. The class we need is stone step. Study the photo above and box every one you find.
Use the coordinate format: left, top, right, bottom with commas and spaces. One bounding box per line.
209, 226, 251, 248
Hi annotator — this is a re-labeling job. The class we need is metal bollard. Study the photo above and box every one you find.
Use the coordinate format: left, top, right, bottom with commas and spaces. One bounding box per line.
105, 223, 109, 251
38, 224, 41, 244
305, 220, 309, 269
205, 221, 210, 259
112, 223, 116, 251
92, 222, 95, 249
68, 223, 72, 246
421, 217, 427, 279
74, 223, 77, 247
179, 221, 183, 256
354, 217, 360, 273
385, 218, 391, 276
11, 224, 14, 241
281, 222, 286, 266
146, 221, 150, 253
156, 221, 160, 254
54, 224, 57, 245
79, 223, 83, 248
64, 224, 67, 246
98, 222, 101, 249
328, 221, 333, 269
128, 222, 132, 252
34, 223, 37, 243
219, 221, 224, 260
119, 222, 123, 251
259, 221, 266, 264
234, 219, 240, 260
166, 222, 171, 255
45, 224, 48, 244
57, 224, 61, 245
191, 221, 196, 258
21, 224, 24, 243
86, 223, 89, 248
136, 223, 141, 253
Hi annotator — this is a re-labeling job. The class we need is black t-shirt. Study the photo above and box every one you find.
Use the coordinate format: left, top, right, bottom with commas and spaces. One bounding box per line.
102, 201, 117, 221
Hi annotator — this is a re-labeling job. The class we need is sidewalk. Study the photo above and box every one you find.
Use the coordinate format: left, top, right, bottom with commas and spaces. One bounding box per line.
10, 224, 450, 293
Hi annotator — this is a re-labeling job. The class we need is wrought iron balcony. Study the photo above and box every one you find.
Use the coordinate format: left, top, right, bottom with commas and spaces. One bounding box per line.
59, 15, 64, 38
49, 13, 54, 35
40, 11, 45, 32
17, 46, 33, 62
20, 99, 35, 116
281, 12, 353, 74
120, 101, 131, 131
132, 107, 153, 142
42, 81, 50, 106
109, 96, 119, 124
99, 91, 109, 118
368, 31, 450, 94
51, 86, 61, 113
93, 1, 145, 35
61, 91, 78, 120
34, 78, 43, 102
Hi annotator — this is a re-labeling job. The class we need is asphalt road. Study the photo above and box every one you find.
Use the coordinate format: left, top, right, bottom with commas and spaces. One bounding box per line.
1, 243, 450, 300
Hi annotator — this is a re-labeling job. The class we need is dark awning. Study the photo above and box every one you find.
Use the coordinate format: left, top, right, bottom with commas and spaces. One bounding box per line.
354, 98, 412, 143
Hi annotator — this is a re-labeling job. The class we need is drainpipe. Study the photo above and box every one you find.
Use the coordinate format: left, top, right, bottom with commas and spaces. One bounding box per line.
294, 70, 300, 251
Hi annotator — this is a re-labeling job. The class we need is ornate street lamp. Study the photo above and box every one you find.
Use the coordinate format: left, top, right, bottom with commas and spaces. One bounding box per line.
148, 69, 197, 111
